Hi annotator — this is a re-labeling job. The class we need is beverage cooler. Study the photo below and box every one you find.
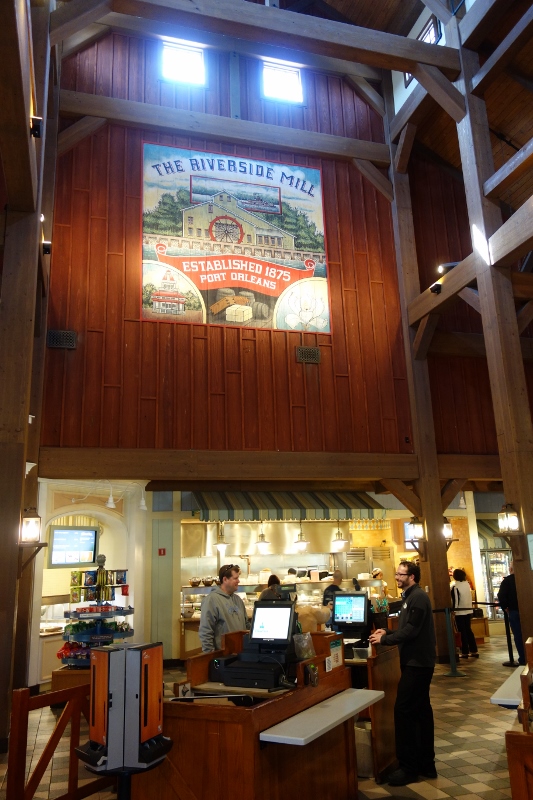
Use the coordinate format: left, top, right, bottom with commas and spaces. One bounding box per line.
480, 550, 511, 619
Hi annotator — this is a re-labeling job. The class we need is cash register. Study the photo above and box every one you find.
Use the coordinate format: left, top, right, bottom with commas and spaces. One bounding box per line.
332, 591, 372, 659
209, 600, 298, 689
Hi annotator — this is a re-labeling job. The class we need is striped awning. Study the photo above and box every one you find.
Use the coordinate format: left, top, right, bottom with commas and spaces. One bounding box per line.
181, 490, 384, 522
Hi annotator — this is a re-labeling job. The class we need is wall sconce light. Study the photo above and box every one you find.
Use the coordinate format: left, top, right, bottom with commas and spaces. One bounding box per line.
498, 503, 520, 534
294, 521, 308, 552
257, 524, 270, 555
19, 508, 48, 577
30, 117, 42, 138
42, 241, 52, 256
331, 521, 349, 552
408, 516, 427, 560
437, 261, 459, 275
442, 517, 459, 551
430, 283, 442, 295
215, 522, 228, 555
20, 508, 42, 543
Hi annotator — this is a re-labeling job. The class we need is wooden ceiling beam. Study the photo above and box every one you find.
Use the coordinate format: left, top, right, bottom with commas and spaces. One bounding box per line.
394, 123, 417, 174
146, 480, 380, 492
60, 89, 391, 165
411, 64, 466, 123
471, 4, 533, 97
440, 478, 467, 512
49, 0, 111, 47
389, 83, 431, 143
412, 313, 439, 360
408, 253, 478, 326
344, 75, 385, 117
483, 134, 533, 200
380, 479, 422, 517
437, 454, 501, 482
459, 0, 510, 50
0, 0, 38, 211
352, 159, 393, 201
428, 330, 533, 360
419, 0, 452, 26
510, 271, 533, 300
489, 194, 533, 266
458, 286, 481, 313
38, 447, 420, 481
106, 0, 461, 76
96, 12, 383, 81
57, 116, 107, 156
517, 300, 533, 334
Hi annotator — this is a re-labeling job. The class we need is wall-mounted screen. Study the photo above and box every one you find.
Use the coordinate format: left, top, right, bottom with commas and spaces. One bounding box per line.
48, 525, 99, 568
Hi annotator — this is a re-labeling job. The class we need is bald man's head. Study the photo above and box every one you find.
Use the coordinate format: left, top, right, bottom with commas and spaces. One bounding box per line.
332, 569, 343, 584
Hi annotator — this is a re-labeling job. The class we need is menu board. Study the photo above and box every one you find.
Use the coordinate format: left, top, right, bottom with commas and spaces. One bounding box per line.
49, 526, 98, 567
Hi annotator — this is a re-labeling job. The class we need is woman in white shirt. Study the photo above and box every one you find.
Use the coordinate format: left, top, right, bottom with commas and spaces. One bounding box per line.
451, 568, 479, 659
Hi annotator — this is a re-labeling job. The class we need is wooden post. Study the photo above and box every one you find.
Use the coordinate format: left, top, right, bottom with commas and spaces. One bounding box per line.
451, 20, 533, 648
383, 76, 451, 660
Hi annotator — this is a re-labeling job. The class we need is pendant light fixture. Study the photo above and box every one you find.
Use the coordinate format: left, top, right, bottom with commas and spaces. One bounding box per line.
215, 521, 228, 555
256, 523, 270, 555
331, 521, 349, 552
294, 520, 308, 552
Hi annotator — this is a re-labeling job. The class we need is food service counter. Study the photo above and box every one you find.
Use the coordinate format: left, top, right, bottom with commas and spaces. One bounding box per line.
131, 631, 383, 800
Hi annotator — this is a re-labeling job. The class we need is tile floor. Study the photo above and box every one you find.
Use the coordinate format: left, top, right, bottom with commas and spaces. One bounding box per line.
0, 638, 520, 799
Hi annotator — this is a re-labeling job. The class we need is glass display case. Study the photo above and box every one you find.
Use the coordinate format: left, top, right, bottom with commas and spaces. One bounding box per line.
481, 549, 511, 620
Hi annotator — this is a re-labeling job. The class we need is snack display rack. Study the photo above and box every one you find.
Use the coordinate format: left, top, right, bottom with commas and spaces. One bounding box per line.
58, 568, 133, 667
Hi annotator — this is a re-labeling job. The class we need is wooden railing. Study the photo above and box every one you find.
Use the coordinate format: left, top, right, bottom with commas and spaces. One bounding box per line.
7, 685, 116, 800
506, 637, 533, 800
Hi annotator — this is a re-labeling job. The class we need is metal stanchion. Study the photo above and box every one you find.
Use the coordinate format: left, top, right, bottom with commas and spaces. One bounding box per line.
443, 607, 466, 678
502, 609, 518, 667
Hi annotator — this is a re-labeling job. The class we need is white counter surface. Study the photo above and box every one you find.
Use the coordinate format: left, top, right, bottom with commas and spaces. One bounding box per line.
259, 687, 384, 745
490, 665, 523, 708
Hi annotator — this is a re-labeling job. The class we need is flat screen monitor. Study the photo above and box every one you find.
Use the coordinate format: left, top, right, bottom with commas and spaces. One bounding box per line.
250, 601, 295, 645
48, 525, 99, 568
332, 592, 369, 637
279, 583, 297, 600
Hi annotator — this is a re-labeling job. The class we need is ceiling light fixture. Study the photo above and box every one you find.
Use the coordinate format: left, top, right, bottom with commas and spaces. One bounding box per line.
294, 520, 308, 552
257, 523, 270, 555
437, 261, 459, 275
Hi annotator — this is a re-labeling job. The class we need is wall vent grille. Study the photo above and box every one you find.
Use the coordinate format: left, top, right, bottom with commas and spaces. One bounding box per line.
372, 547, 393, 560
47, 330, 77, 349
347, 549, 366, 561
296, 345, 320, 364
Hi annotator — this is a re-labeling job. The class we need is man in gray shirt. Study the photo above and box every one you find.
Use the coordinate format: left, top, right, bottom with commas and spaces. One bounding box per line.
199, 564, 249, 652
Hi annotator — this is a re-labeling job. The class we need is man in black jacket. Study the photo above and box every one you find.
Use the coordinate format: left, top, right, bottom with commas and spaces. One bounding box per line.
498, 562, 525, 665
369, 561, 436, 786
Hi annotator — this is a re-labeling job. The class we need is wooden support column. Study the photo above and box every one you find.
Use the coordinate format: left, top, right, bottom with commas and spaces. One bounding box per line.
383, 76, 451, 661
0, 212, 41, 747
453, 23, 533, 649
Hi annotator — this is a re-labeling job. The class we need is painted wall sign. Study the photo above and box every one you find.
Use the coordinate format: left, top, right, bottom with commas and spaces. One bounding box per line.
142, 144, 330, 332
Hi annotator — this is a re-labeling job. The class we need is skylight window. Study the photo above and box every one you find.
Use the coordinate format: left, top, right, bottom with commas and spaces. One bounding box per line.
162, 43, 206, 86
262, 63, 303, 104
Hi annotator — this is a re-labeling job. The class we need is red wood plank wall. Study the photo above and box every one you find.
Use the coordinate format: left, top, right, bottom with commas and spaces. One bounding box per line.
43, 31, 412, 454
